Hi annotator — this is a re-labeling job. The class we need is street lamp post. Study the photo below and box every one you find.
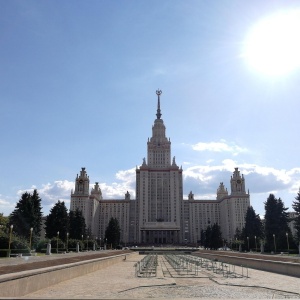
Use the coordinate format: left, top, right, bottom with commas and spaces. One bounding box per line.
29, 227, 33, 251
66, 232, 69, 252
105, 238, 107, 250
286, 232, 289, 254
254, 236, 257, 252
273, 234, 276, 254
8, 225, 13, 253
87, 236, 89, 251
81, 235, 84, 251
57, 231, 59, 254
247, 236, 249, 251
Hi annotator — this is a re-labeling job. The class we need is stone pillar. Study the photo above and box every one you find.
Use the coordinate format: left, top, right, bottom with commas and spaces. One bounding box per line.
93, 242, 96, 251
76, 242, 80, 253
46, 243, 51, 255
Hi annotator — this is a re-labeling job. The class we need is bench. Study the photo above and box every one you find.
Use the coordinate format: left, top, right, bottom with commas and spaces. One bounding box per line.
10, 253, 36, 257
10, 253, 22, 258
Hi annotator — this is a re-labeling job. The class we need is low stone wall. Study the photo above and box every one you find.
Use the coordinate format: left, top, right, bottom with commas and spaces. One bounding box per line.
194, 252, 300, 278
0, 253, 131, 297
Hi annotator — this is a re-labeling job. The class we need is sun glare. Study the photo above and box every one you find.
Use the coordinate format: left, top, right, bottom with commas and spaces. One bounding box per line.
244, 9, 300, 77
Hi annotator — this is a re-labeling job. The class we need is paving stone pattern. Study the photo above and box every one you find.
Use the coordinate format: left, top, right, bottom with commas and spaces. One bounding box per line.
19, 252, 300, 299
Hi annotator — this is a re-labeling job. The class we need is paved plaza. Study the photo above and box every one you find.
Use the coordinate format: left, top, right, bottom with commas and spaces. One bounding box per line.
14, 252, 300, 299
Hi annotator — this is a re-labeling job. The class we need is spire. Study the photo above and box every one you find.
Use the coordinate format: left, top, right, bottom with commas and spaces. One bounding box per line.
156, 89, 162, 119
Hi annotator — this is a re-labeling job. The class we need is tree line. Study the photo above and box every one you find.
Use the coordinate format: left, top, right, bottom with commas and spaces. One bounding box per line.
199, 190, 300, 253
0, 190, 122, 252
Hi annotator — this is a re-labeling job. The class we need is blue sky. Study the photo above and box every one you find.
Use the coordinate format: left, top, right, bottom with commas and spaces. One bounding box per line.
1, 0, 300, 217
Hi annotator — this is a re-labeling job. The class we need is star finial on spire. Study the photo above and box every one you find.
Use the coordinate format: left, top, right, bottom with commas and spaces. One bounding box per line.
156, 89, 162, 119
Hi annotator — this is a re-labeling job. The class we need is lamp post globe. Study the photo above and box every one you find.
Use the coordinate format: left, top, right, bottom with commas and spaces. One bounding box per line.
273, 234, 276, 253
8, 225, 13, 252
29, 227, 33, 250
286, 232, 289, 254
56, 231, 59, 254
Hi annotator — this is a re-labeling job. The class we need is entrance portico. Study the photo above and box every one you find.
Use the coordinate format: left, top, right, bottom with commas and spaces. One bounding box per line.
140, 222, 180, 244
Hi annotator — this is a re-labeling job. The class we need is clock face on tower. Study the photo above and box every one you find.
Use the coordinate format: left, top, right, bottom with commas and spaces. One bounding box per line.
79, 180, 83, 184
237, 179, 241, 184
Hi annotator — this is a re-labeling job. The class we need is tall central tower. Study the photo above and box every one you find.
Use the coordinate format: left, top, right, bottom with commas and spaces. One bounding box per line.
135, 90, 183, 244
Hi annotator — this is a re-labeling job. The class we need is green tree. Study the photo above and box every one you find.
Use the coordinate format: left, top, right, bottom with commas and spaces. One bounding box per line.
0, 213, 8, 228
200, 229, 205, 247
241, 206, 263, 250
69, 208, 86, 240
292, 188, 300, 243
45, 200, 69, 241
105, 217, 120, 248
234, 227, 242, 240
210, 223, 223, 249
9, 190, 43, 244
233, 227, 243, 251
0, 213, 8, 236
202, 223, 222, 249
204, 225, 212, 248
264, 194, 292, 252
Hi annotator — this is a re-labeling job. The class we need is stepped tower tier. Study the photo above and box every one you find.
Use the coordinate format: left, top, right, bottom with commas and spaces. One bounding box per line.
147, 89, 171, 169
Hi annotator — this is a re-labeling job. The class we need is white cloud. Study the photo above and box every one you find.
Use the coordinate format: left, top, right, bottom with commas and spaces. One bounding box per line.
100, 168, 136, 199
183, 160, 236, 182
233, 163, 297, 186
191, 140, 247, 156
0, 197, 16, 216
0, 199, 11, 206
182, 159, 300, 198
16, 180, 74, 214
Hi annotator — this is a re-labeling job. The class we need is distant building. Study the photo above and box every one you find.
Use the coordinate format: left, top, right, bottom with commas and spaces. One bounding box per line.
70, 90, 250, 245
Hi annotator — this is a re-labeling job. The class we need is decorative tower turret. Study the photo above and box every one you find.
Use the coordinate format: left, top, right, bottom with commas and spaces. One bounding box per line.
91, 182, 102, 200
70, 167, 98, 235
216, 182, 228, 200
230, 167, 246, 195
74, 167, 90, 195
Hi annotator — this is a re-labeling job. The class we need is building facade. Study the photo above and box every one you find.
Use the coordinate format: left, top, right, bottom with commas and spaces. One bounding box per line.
70, 90, 250, 245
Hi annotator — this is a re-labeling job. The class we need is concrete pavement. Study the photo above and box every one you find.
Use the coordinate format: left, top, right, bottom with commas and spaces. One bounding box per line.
18, 252, 300, 299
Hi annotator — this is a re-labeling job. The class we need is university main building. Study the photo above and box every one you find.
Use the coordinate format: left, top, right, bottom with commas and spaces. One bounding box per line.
70, 90, 250, 245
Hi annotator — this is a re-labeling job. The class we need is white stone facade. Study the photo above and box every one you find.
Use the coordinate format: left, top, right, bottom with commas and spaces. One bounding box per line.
70, 91, 250, 245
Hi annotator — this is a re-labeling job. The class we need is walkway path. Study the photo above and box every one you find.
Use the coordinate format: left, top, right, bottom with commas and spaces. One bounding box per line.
20, 253, 300, 299
0, 250, 128, 275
